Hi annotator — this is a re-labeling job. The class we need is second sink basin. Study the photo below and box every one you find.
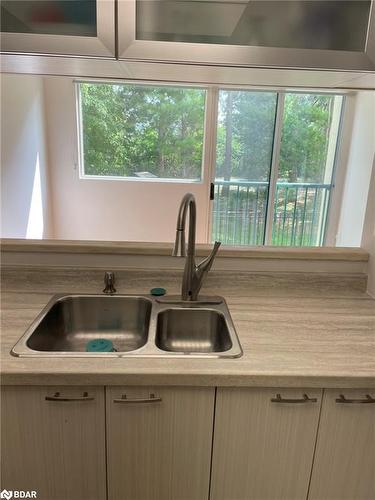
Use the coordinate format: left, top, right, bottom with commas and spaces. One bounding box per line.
156, 309, 232, 353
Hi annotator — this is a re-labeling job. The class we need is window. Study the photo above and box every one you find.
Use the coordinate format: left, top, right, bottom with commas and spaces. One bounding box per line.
212, 90, 343, 246
212, 90, 277, 245
273, 93, 342, 246
77, 81, 343, 247
79, 82, 206, 181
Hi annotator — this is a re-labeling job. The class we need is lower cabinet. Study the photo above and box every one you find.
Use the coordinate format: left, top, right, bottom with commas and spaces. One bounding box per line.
2, 385, 373, 500
106, 386, 215, 500
1, 386, 106, 500
210, 387, 322, 500
309, 389, 375, 500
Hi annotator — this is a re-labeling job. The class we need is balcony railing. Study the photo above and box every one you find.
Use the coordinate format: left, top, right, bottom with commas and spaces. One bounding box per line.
212, 180, 331, 246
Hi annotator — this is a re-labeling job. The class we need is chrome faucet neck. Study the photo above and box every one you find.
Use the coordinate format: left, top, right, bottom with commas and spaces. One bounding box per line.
173, 193, 221, 301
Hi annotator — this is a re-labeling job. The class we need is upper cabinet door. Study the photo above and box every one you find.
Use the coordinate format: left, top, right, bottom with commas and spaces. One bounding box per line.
118, 0, 375, 71
1, 0, 115, 57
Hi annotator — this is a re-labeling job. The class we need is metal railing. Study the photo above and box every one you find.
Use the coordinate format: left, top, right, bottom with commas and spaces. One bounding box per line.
212, 180, 331, 246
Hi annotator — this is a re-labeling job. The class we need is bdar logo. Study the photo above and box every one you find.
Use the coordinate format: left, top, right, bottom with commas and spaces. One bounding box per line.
0, 492, 36, 499
0, 490, 12, 500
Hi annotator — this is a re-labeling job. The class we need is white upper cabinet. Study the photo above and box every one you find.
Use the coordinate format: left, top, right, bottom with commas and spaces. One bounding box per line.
1, 1, 375, 72
118, 0, 375, 71
1, 0, 115, 57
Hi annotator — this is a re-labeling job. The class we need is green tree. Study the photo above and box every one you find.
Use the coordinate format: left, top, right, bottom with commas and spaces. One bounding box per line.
81, 84, 335, 184
216, 91, 278, 181
279, 94, 333, 182
216, 91, 334, 183
80, 83, 205, 179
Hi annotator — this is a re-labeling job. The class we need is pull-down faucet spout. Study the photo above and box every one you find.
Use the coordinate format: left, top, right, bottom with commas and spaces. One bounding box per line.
173, 193, 221, 300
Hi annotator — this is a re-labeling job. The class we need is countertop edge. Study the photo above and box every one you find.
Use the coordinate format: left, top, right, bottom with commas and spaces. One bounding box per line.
0, 239, 369, 262
1, 372, 374, 388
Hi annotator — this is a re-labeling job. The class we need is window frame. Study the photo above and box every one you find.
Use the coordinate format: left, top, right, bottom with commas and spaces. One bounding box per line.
75, 79, 210, 185
75, 78, 348, 247
274, 90, 346, 247
207, 87, 346, 247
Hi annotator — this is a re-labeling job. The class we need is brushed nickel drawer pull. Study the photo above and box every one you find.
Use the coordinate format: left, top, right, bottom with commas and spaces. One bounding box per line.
336, 394, 375, 404
45, 391, 94, 402
271, 393, 318, 403
113, 393, 162, 404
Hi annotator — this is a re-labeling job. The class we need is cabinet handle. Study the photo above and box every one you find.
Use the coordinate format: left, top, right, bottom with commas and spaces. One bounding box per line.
45, 391, 94, 402
335, 394, 375, 404
113, 393, 162, 404
271, 393, 317, 404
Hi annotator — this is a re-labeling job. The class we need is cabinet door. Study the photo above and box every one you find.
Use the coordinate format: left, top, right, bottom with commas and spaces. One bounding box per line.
1, 386, 106, 500
106, 386, 215, 500
309, 389, 375, 500
1, 0, 115, 57
211, 387, 322, 500
118, 0, 375, 71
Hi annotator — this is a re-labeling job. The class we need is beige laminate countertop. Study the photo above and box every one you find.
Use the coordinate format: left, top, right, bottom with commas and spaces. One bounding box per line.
1, 267, 375, 388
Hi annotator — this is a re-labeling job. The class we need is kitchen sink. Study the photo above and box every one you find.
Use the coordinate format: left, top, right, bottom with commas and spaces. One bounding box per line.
156, 309, 232, 353
11, 294, 242, 358
11, 195, 243, 358
24, 295, 151, 354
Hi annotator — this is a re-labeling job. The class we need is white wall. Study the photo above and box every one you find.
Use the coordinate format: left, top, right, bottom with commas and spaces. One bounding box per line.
336, 91, 375, 247
361, 157, 375, 297
43, 77, 210, 243
1, 74, 53, 239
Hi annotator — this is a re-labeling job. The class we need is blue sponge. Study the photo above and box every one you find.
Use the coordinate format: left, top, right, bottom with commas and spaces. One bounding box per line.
86, 339, 114, 352
150, 287, 167, 296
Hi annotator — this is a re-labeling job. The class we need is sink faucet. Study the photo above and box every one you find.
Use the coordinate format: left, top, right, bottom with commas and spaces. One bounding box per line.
173, 193, 221, 301
103, 271, 116, 294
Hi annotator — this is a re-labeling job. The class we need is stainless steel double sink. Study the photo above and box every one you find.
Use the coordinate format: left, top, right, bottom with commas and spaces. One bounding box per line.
11, 294, 242, 358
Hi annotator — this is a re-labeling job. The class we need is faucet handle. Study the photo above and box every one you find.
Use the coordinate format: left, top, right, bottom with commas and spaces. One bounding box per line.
209, 241, 221, 266
212, 240, 221, 253
103, 271, 116, 294
197, 241, 221, 273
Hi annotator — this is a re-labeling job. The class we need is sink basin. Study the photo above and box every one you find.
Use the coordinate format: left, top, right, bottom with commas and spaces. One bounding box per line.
12, 294, 242, 358
15, 295, 151, 355
156, 309, 232, 353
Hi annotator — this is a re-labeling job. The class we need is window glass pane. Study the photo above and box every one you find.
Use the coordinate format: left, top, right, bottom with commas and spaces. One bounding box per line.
1, 0, 97, 37
136, 0, 370, 52
79, 82, 206, 180
272, 93, 343, 246
212, 90, 278, 245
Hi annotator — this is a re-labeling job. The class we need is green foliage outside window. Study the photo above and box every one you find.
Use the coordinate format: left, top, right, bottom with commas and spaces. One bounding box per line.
216, 90, 337, 183
80, 83, 205, 179
81, 83, 337, 185
280, 93, 335, 183
79, 82, 341, 248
